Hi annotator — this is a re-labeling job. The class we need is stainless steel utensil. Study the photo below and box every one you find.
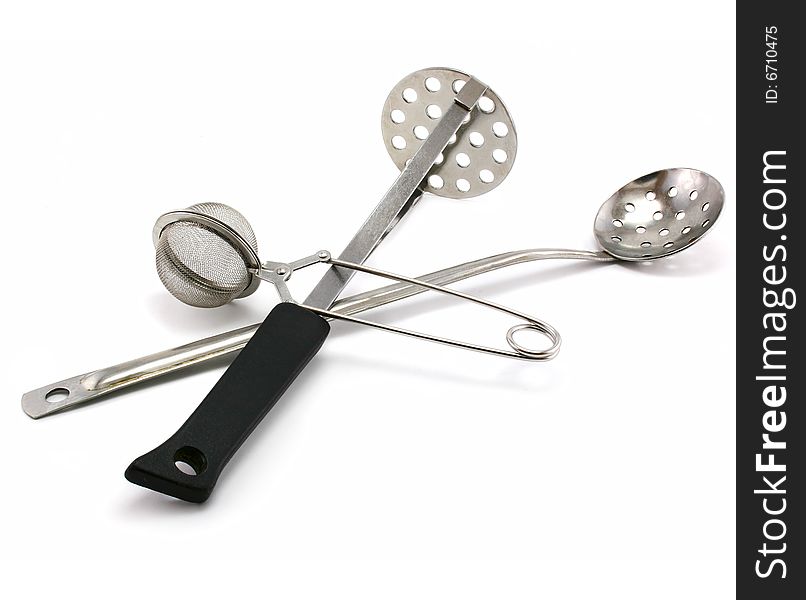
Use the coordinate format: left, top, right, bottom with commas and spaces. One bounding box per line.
23, 168, 724, 419
593, 168, 724, 260
124, 68, 523, 502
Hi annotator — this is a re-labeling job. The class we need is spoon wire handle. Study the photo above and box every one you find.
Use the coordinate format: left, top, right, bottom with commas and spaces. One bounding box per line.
22, 249, 613, 418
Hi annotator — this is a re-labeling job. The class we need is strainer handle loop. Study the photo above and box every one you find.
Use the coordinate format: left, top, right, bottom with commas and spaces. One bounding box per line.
306, 257, 561, 362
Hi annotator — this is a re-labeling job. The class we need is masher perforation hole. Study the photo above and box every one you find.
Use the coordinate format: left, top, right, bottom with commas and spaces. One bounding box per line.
646, 191, 656, 200
492, 149, 507, 164
426, 104, 442, 119
424, 77, 441, 92
402, 88, 417, 103
390, 109, 405, 124
624, 203, 635, 213
702, 219, 710, 227
636, 226, 646, 234
413, 125, 429, 140
478, 96, 495, 113
675, 211, 686, 220
653, 211, 663, 221
682, 226, 692, 234
492, 122, 508, 137
663, 241, 674, 249
668, 187, 678, 197
469, 132, 485, 147
702, 202, 710, 212
428, 174, 444, 189
448, 134, 457, 145
690, 190, 699, 201
612, 219, 623, 227
456, 178, 471, 193
456, 152, 470, 168
479, 169, 494, 184
659, 228, 669, 237
391, 136, 406, 150
640, 241, 652, 248
452, 79, 466, 93
611, 236, 622, 243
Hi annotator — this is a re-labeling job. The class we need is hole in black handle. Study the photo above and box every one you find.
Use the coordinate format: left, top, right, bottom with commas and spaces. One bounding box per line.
173, 446, 207, 476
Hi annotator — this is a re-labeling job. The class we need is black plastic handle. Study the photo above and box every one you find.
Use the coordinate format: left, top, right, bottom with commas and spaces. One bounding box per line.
125, 302, 330, 503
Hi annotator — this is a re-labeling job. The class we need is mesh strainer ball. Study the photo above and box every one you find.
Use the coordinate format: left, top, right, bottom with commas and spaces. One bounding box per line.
153, 203, 261, 308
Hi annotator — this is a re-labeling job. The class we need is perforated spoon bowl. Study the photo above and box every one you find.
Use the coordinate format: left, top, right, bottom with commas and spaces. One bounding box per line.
594, 168, 724, 260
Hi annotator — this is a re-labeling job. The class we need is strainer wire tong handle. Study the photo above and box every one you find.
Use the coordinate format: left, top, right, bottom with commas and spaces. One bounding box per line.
250, 251, 560, 360
126, 77, 492, 502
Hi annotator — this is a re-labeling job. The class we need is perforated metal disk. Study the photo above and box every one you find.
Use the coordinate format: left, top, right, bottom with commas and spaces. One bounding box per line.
381, 67, 517, 199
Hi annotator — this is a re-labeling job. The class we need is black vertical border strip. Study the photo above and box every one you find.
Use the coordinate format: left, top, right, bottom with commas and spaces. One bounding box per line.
737, 4, 801, 599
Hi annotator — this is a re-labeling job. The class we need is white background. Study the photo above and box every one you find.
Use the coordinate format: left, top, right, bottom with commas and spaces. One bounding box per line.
1, 2, 736, 598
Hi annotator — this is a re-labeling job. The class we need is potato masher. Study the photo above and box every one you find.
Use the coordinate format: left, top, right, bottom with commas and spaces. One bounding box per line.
124, 68, 527, 503
22, 168, 724, 419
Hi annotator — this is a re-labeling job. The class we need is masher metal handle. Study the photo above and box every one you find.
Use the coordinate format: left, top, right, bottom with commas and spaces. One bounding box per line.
304, 77, 489, 309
